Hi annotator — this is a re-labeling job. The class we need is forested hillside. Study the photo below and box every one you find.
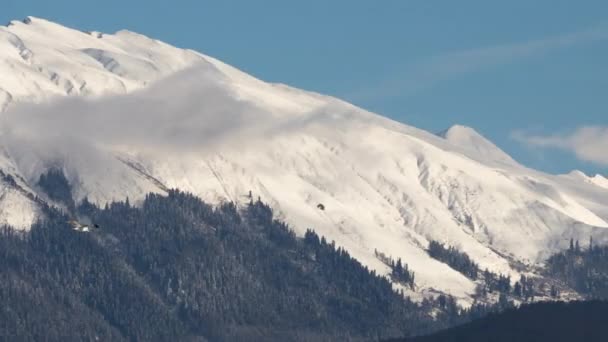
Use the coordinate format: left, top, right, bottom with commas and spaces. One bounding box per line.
390, 301, 608, 342
546, 239, 608, 299
2, 170, 605, 341
0, 190, 447, 341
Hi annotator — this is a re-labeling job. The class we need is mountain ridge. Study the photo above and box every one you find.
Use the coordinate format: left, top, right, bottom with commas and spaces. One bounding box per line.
1, 17, 607, 304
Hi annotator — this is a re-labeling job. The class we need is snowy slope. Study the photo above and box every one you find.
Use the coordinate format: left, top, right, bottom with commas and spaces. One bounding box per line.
438, 125, 519, 167
565, 170, 608, 190
0, 17, 206, 110
592, 175, 608, 190
1, 17, 608, 303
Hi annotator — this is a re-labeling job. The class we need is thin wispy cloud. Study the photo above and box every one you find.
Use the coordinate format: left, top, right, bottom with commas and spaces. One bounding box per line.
347, 23, 608, 102
512, 126, 608, 166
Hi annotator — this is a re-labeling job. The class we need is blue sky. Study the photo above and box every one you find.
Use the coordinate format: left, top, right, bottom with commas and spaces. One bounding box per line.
2, 0, 607, 175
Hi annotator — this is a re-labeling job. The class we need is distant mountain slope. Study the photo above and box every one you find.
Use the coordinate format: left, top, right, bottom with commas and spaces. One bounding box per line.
438, 125, 519, 166
1, 17, 607, 303
391, 301, 608, 342
0, 191, 438, 341
564, 170, 608, 190
592, 174, 608, 189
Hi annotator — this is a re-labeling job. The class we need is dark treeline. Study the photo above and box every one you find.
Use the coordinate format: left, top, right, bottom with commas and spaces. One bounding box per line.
388, 300, 608, 342
385, 241, 608, 341
391, 258, 416, 290
427, 240, 537, 301
427, 240, 479, 280
427, 241, 509, 297
0, 190, 453, 341
37, 167, 75, 211
478, 269, 512, 295
374, 250, 416, 289
546, 238, 608, 299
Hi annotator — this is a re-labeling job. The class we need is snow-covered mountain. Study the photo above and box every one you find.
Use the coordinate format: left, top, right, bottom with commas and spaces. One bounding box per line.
437, 125, 519, 167
564, 170, 608, 191
1, 17, 608, 303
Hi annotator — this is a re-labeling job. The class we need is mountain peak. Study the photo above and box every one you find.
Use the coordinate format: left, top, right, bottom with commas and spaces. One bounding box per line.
0, 16, 329, 115
438, 125, 490, 143
0, 17, 211, 111
564, 170, 608, 190
438, 124, 518, 166
568, 170, 588, 178
591, 174, 608, 188
6, 16, 53, 28
439, 124, 476, 135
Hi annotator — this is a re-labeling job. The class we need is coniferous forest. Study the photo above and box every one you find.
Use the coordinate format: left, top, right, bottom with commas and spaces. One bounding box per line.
0, 190, 453, 341
427, 240, 479, 280
546, 238, 608, 299
1, 171, 608, 341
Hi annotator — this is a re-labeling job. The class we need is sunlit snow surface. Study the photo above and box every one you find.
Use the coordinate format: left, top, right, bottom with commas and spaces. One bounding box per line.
1, 17, 608, 303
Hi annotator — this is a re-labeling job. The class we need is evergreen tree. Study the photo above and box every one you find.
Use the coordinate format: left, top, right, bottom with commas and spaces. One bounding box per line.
427, 240, 479, 280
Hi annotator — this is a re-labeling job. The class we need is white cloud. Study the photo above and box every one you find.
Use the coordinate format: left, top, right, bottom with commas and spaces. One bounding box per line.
347, 23, 608, 102
0, 66, 285, 157
512, 126, 608, 166
0, 65, 354, 182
